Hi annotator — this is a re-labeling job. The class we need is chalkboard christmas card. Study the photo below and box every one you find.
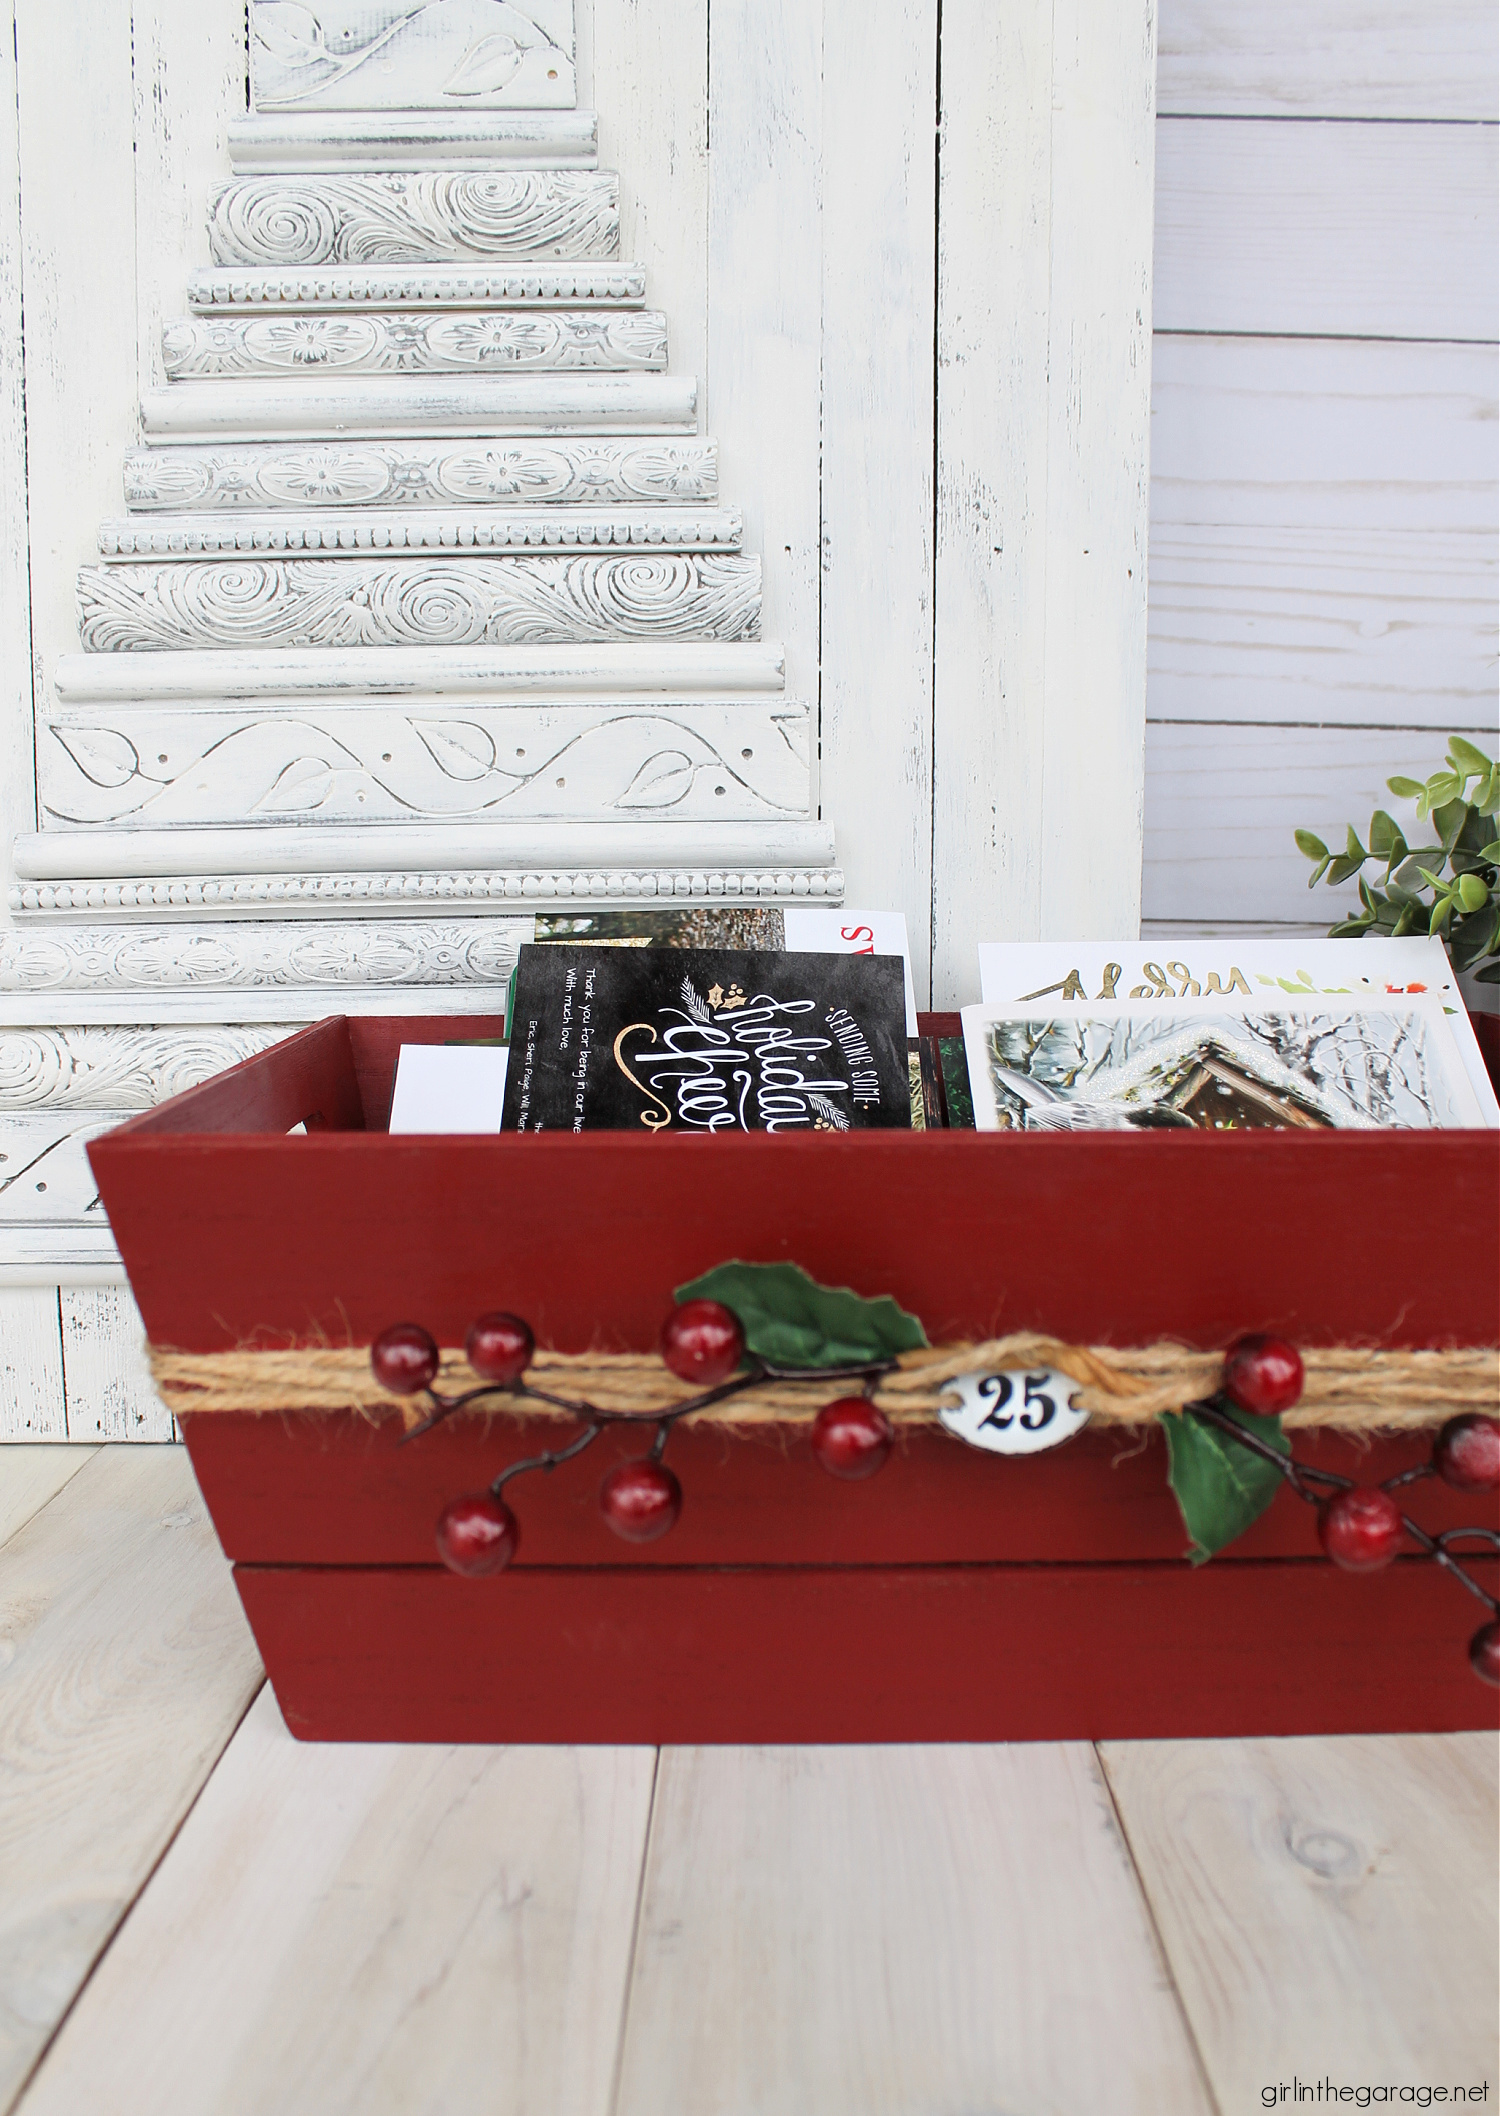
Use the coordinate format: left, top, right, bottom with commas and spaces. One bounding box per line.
502, 946, 910, 1134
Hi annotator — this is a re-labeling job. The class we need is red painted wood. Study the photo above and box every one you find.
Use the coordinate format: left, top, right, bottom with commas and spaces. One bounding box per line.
180, 1412, 1497, 1569
235, 1556, 1500, 1744
1472, 1010, 1500, 1098
90, 1018, 1499, 1356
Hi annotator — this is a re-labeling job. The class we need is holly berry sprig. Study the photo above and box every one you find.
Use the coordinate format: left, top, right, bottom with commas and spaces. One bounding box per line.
1198, 1333, 1500, 1686
370, 1300, 1500, 1687
370, 1297, 897, 1579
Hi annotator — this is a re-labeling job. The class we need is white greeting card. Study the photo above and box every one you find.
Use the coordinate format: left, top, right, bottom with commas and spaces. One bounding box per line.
961, 991, 1492, 1133
388, 1045, 509, 1135
784, 909, 918, 1035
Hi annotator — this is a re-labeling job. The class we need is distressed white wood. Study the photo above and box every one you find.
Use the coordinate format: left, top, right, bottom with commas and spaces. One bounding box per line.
1151, 336, 1499, 532
122, 436, 718, 511
138, 372, 698, 440
59, 1288, 173, 1441
933, 0, 1156, 1000
1158, 0, 1499, 119
18, 1688, 653, 2116
707, 0, 823, 750
13, 0, 139, 832
820, 0, 937, 1004
1102, 1735, 1500, 2098
0, 1447, 262, 2106
77, 553, 758, 652
249, 0, 578, 114
0, 0, 35, 917
41, 700, 810, 829
162, 307, 669, 377
0, 1026, 296, 1109
0, 920, 521, 997
229, 110, 599, 169
12, 813, 841, 901
1148, 525, 1497, 730
208, 171, 618, 267
0, 1290, 65, 1441
186, 260, 646, 309
589, 0, 709, 455
615, 1745, 1213, 2115
133, 0, 249, 411
99, 506, 741, 556
1141, 719, 1497, 926
55, 640, 780, 700
1156, 117, 1499, 342
0, 1446, 90, 1538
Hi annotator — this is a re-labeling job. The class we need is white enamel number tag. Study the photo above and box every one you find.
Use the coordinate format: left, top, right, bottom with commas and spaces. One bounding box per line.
939, 1368, 1089, 1455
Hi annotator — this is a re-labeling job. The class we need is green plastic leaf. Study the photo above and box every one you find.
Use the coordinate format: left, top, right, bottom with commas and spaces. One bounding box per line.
1457, 871, 1490, 912
1294, 829, 1329, 861
1391, 902, 1416, 937
1343, 824, 1367, 861
1448, 735, 1494, 777
1367, 809, 1406, 862
1475, 959, 1500, 983
1387, 775, 1424, 801
674, 1260, 928, 1370
1164, 1403, 1290, 1565
1434, 798, 1469, 854
1326, 854, 1365, 886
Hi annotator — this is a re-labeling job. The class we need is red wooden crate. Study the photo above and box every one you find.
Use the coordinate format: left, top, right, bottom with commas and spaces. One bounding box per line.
90, 1013, 1500, 1743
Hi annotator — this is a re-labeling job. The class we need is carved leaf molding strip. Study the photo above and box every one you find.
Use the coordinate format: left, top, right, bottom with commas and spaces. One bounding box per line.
0, 922, 524, 992
208, 174, 619, 266
162, 310, 666, 377
99, 509, 742, 557
186, 264, 646, 309
12, 870, 847, 917
122, 439, 719, 511
0, 1026, 295, 1109
43, 705, 810, 828
77, 556, 762, 652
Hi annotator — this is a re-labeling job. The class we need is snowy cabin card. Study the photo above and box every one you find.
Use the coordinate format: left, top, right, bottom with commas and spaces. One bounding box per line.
502, 945, 911, 1135
961, 994, 1491, 1134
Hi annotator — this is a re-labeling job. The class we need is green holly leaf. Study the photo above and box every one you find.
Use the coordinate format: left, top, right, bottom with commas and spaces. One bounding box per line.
1164, 1402, 1289, 1565
674, 1260, 928, 1369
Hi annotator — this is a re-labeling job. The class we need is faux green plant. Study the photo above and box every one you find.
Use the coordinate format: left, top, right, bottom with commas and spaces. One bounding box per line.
1296, 737, 1500, 982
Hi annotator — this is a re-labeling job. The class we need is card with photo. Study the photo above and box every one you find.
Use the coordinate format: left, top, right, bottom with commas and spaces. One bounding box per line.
976, 935, 1496, 1118
961, 993, 1489, 1133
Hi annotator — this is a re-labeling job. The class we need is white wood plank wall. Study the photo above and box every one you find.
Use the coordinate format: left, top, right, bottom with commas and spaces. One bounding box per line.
1146, 0, 1499, 939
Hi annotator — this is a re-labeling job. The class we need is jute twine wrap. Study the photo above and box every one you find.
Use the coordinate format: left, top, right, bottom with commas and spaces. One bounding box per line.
148, 1338, 1500, 1435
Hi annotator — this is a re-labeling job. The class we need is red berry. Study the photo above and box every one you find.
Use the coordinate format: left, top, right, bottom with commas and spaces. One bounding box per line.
371, 1322, 439, 1396
660, 1299, 745, 1387
1469, 1620, 1500, 1687
1222, 1334, 1304, 1417
466, 1310, 534, 1386
1317, 1487, 1404, 1573
435, 1492, 519, 1578
811, 1397, 893, 1481
1433, 1414, 1500, 1494
600, 1459, 682, 1543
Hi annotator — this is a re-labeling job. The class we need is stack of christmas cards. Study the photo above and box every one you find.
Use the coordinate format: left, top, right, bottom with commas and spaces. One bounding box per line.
965, 937, 1497, 1132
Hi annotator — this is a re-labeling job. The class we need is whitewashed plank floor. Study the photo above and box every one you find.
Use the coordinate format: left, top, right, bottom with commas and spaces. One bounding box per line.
2, 1447, 1495, 2116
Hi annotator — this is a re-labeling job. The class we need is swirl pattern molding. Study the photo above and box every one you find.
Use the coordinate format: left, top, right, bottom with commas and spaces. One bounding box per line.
43, 702, 811, 830
12, 869, 847, 918
98, 509, 742, 558
249, 1, 577, 115
77, 556, 762, 652
186, 264, 645, 310
0, 1025, 294, 1110
208, 173, 618, 267
0, 922, 524, 994
162, 309, 667, 378
122, 439, 719, 511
